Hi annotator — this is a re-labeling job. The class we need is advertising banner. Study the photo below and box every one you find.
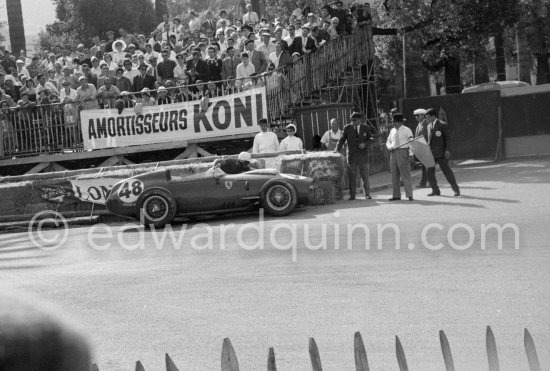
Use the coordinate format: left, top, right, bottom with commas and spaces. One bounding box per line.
80, 87, 267, 150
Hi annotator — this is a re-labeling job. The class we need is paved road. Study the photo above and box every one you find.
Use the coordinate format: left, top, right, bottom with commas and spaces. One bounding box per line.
1, 158, 549, 370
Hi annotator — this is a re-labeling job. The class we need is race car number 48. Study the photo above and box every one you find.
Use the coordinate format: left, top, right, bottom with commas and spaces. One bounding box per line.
118, 180, 144, 203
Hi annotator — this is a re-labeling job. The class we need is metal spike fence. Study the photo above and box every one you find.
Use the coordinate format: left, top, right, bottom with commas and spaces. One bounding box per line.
1, 27, 374, 160
91, 326, 543, 370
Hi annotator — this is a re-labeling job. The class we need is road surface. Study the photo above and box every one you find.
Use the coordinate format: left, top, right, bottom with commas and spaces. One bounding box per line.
1, 158, 549, 370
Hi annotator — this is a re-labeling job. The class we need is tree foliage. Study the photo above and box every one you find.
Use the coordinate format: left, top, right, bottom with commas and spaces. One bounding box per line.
41, 0, 157, 47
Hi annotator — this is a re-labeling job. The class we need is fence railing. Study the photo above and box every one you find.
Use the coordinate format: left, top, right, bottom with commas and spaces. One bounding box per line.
1, 27, 374, 160
90, 326, 543, 370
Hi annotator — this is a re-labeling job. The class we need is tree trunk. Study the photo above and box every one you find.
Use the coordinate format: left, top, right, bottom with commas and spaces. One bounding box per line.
474, 57, 490, 84
516, 23, 532, 83
494, 31, 507, 81
405, 34, 431, 97
535, 17, 550, 84
444, 54, 461, 94
6, 0, 26, 56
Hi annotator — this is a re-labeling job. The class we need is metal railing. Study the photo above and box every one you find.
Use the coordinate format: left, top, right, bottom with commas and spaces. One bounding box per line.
0, 27, 374, 159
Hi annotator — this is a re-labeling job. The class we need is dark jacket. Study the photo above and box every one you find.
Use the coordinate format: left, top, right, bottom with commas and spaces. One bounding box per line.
186, 59, 209, 84
132, 73, 156, 92
290, 36, 317, 56
157, 59, 177, 80
428, 119, 451, 159
205, 57, 223, 82
336, 123, 375, 159
221, 56, 241, 80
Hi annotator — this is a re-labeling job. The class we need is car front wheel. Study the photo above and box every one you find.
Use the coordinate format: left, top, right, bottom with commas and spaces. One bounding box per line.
260, 179, 298, 217
137, 188, 177, 228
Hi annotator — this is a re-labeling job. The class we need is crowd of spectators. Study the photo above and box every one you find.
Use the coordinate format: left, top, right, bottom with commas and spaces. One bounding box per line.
0, 1, 372, 111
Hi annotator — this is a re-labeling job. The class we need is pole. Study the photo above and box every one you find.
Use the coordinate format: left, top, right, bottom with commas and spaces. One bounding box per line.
402, 32, 407, 99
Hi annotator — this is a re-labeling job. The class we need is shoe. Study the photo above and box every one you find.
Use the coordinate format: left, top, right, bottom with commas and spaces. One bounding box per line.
349, 196, 356, 200
388, 197, 401, 201
454, 191, 460, 196
408, 197, 414, 201
416, 184, 427, 188
427, 192, 440, 196
365, 195, 372, 199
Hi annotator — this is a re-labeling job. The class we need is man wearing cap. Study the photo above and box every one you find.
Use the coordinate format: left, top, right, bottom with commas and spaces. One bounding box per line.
132, 63, 156, 92
425, 108, 460, 196
253, 118, 279, 153
280, 124, 304, 152
242, 4, 259, 25
336, 112, 375, 200
257, 31, 276, 59
291, 25, 317, 56
413, 108, 429, 188
221, 47, 241, 81
386, 113, 414, 201
16, 58, 30, 80
245, 39, 267, 74
213, 151, 257, 174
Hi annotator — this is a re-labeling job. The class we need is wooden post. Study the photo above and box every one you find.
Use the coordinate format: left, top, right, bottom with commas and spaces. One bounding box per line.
221, 338, 239, 371
486, 326, 501, 371
395, 336, 409, 371
267, 347, 277, 371
135, 360, 146, 371
439, 330, 456, 371
0, 125, 4, 159
165, 353, 180, 371
354, 331, 370, 371
524, 328, 542, 371
308, 337, 323, 371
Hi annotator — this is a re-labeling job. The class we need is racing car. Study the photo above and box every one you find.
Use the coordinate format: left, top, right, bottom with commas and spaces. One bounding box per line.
105, 166, 313, 227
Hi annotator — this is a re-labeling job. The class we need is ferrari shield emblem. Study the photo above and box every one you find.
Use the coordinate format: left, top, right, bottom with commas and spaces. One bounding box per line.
225, 181, 233, 190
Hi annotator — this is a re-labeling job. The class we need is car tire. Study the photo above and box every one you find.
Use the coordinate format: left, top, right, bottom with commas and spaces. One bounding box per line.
137, 188, 177, 228
260, 179, 298, 217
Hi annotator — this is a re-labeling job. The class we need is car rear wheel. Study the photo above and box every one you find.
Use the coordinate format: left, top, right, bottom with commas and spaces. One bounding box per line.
260, 179, 298, 217
137, 188, 177, 228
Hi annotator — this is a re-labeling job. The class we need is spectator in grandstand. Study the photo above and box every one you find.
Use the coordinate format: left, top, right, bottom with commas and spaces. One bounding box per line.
257, 31, 276, 59
186, 50, 209, 86
119, 27, 139, 49
272, 27, 289, 51
76, 76, 98, 109
113, 67, 132, 94
36, 73, 59, 98
102, 53, 118, 72
122, 58, 140, 83
291, 25, 317, 55
118, 91, 135, 108
268, 41, 292, 70
97, 78, 120, 108
204, 80, 222, 98
312, 25, 330, 45
205, 46, 223, 83
235, 52, 255, 89
243, 4, 260, 25
175, 82, 193, 102
244, 39, 267, 74
47, 69, 60, 90
325, 1, 347, 34
111, 40, 127, 65
133, 63, 156, 92
16, 59, 30, 80
2, 79, 20, 102
81, 63, 98, 87
327, 17, 340, 39
156, 86, 172, 105
147, 55, 160, 82
221, 47, 241, 81
252, 118, 279, 153
60, 79, 77, 103
20, 78, 37, 102
188, 10, 201, 33
157, 49, 177, 85
1, 50, 17, 74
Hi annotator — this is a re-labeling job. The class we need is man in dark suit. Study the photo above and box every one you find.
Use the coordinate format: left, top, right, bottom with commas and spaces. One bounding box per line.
132, 63, 156, 92
205, 46, 223, 83
244, 39, 267, 74
413, 108, 429, 187
291, 25, 318, 56
425, 108, 460, 196
186, 50, 209, 85
156, 48, 177, 85
335, 112, 375, 200
221, 47, 241, 80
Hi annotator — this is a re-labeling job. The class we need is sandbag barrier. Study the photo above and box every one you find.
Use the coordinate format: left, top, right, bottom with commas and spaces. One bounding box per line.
91, 326, 543, 371
0, 152, 356, 223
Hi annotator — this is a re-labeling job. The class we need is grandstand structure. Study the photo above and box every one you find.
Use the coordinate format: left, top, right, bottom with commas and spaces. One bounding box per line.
0, 26, 376, 176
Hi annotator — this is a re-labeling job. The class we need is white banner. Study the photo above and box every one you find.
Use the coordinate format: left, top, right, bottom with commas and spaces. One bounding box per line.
80, 87, 268, 150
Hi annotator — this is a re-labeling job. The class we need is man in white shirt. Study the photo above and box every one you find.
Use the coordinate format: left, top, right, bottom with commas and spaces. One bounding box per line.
253, 118, 279, 153
321, 118, 344, 152
235, 52, 255, 88
257, 31, 276, 59
386, 113, 414, 201
279, 124, 303, 152
242, 4, 259, 25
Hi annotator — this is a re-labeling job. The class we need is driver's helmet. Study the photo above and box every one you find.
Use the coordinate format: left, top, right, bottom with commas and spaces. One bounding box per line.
237, 152, 252, 162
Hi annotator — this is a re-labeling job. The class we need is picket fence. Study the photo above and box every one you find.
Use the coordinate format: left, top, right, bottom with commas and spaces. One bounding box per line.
91, 326, 542, 371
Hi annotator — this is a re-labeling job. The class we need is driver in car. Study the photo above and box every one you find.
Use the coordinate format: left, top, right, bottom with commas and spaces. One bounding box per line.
213, 152, 257, 174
